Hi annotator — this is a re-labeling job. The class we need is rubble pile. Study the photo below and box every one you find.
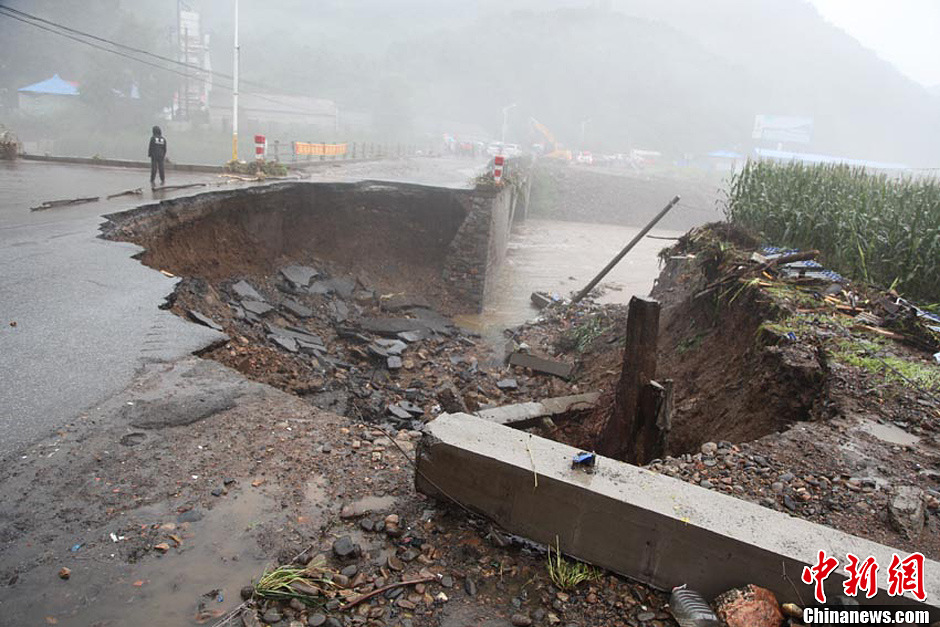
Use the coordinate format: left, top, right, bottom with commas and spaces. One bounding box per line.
172, 260, 585, 431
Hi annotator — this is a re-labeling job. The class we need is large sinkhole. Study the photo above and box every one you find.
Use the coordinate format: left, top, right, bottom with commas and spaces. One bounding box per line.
101, 179, 532, 427
104, 181, 484, 312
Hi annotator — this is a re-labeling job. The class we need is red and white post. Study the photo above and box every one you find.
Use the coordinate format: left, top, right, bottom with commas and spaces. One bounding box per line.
254, 134, 266, 161
493, 154, 505, 184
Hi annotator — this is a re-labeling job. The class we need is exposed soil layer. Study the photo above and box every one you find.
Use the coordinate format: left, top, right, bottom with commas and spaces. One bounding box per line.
104, 181, 474, 311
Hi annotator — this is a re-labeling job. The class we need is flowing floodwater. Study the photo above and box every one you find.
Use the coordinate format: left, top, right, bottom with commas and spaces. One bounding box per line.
456, 219, 683, 342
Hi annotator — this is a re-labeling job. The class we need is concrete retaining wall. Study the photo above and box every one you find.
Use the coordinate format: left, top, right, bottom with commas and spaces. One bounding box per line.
443, 158, 532, 311
416, 413, 939, 611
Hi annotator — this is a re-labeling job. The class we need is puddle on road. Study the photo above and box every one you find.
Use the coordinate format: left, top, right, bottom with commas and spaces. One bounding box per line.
856, 418, 920, 447
455, 219, 680, 344
50, 489, 279, 627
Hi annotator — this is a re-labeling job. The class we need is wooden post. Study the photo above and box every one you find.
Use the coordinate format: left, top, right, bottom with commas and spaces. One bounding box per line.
597, 296, 661, 462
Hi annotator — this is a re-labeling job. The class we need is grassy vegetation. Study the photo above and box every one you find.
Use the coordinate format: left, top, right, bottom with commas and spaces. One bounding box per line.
830, 338, 940, 390
225, 158, 289, 177
253, 559, 335, 605
546, 537, 601, 590
724, 160, 940, 305
557, 316, 608, 353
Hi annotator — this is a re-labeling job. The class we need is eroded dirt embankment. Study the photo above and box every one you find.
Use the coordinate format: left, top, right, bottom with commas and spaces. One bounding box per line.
104, 181, 472, 307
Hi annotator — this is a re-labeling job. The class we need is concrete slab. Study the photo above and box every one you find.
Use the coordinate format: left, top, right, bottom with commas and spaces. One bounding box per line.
416, 413, 940, 610
475, 393, 600, 429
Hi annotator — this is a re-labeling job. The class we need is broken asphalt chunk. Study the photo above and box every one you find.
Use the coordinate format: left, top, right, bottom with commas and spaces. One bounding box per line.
280, 298, 313, 318
241, 300, 273, 316
508, 352, 573, 379
387, 356, 403, 370
269, 334, 298, 353
187, 310, 223, 332
231, 280, 264, 302
279, 265, 318, 288
265, 323, 324, 347
398, 329, 431, 343
308, 277, 357, 298
397, 400, 423, 416
329, 301, 350, 323
388, 403, 412, 420
496, 378, 518, 390
360, 318, 432, 336
380, 293, 431, 312
375, 339, 407, 355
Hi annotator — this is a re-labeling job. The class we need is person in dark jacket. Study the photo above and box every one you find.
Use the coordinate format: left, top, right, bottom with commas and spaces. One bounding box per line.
148, 125, 167, 188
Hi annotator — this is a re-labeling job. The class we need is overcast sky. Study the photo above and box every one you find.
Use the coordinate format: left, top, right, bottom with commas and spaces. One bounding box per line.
808, 0, 940, 88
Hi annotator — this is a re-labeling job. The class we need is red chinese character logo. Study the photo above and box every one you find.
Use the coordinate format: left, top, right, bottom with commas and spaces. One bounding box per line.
887, 552, 926, 602
843, 553, 879, 599
803, 550, 840, 603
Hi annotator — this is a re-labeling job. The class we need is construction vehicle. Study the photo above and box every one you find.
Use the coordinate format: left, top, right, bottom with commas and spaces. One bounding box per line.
530, 118, 572, 162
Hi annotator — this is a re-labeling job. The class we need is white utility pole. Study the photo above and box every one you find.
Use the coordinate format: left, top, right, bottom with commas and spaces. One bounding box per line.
231, 0, 239, 161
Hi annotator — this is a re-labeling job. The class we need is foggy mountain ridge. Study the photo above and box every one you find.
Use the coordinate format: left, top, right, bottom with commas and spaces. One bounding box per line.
1, 0, 937, 165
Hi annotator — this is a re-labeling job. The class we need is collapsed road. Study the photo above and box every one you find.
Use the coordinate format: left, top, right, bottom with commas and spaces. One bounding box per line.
3, 157, 937, 626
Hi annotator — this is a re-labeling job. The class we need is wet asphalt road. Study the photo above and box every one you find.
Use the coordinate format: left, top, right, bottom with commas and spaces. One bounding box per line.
0, 157, 484, 460
0, 161, 229, 459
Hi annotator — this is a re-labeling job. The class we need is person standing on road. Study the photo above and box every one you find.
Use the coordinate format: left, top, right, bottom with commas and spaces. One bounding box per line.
148, 125, 167, 188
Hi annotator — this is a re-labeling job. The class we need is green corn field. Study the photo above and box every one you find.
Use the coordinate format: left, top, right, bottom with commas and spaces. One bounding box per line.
723, 160, 940, 305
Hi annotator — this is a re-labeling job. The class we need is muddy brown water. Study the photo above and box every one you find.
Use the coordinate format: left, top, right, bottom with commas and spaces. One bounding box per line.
456, 218, 682, 343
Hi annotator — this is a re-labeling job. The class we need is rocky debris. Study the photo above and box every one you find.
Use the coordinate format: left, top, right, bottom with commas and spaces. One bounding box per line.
497, 378, 519, 390
58, 567, 71, 580
714, 585, 784, 627
888, 486, 925, 539
187, 310, 224, 332
436, 382, 469, 414
232, 280, 265, 302
332, 536, 361, 559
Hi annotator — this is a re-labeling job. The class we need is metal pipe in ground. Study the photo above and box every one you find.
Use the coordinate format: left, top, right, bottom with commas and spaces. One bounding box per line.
571, 195, 681, 303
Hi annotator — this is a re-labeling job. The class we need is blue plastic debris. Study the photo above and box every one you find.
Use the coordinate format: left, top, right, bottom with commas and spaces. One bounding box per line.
786, 332, 797, 341
572, 451, 596, 471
